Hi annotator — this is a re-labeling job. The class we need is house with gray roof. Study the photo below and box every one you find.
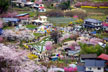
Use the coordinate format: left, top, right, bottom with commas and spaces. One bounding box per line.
80, 54, 97, 62
85, 60, 105, 72
77, 60, 105, 72
83, 18, 102, 30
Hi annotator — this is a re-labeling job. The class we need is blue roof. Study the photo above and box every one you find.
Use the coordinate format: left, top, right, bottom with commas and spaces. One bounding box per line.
77, 65, 85, 71
84, 18, 102, 23
84, 24, 95, 28
16, 13, 29, 17
85, 60, 105, 67
91, 31, 96, 34
3, 18, 20, 22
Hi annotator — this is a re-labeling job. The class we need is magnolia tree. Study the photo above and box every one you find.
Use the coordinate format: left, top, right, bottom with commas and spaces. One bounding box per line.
0, 44, 47, 72
3, 29, 35, 41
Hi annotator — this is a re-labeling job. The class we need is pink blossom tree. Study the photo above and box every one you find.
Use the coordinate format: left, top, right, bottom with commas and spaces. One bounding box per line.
45, 41, 53, 50
0, 20, 3, 28
0, 44, 47, 72
0, 36, 3, 42
0, 11, 18, 18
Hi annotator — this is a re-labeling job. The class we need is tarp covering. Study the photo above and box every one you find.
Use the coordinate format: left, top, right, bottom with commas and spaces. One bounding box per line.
16, 13, 29, 20
16, 13, 29, 17
91, 31, 96, 34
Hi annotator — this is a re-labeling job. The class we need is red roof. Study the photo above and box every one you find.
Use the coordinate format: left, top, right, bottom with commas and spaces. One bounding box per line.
102, 22, 108, 27
39, 6, 44, 9
17, 15, 29, 20
98, 54, 108, 60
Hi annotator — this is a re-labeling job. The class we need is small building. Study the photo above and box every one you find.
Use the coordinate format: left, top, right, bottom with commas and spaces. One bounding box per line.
80, 54, 97, 62
83, 18, 102, 30
77, 60, 105, 72
16, 13, 29, 24
31, 16, 48, 25
38, 4, 46, 12
85, 60, 105, 72
102, 17, 108, 32
12, 0, 31, 7
2, 18, 20, 26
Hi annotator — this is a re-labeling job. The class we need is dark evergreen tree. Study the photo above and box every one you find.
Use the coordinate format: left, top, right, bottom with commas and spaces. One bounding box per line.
0, 0, 9, 14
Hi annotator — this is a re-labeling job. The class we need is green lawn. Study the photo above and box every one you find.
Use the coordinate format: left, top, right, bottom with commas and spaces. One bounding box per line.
33, 33, 42, 37
26, 24, 37, 29
3, 26, 14, 30
63, 38, 72, 42
96, 33, 108, 39
17, 11, 37, 17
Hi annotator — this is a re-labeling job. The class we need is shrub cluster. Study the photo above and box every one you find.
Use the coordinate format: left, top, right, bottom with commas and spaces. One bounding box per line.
46, 10, 64, 17
65, 8, 87, 19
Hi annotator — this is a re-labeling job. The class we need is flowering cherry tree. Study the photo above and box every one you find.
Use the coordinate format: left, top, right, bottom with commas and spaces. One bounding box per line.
0, 44, 47, 72
0, 12, 18, 18
3, 29, 35, 41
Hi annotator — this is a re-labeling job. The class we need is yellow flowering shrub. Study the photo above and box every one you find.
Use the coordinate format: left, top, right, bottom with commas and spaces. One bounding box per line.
79, 19, 83, 23
99, 6, 108, 8
75, 19, 83, 24
27, 53, 38, 60
69, 21, 73, 24
81, 6, 97, 8
24, 44, 29, 49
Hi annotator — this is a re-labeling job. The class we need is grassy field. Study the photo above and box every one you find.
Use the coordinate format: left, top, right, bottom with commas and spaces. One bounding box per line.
26, 24, 37, 29
86, 15, 108, 21
83, 8, 108, 21
33, 33, 42, 37
48, 17, 76, 27
83, 8, 108, 15
3, 26, 14, 30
